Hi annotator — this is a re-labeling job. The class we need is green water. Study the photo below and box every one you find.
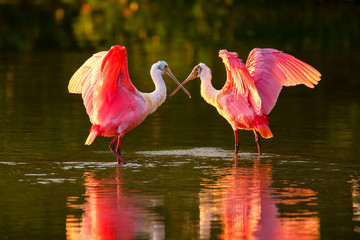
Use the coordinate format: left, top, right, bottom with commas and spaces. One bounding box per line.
1, 1, 360, 239
0, 45, 359, 239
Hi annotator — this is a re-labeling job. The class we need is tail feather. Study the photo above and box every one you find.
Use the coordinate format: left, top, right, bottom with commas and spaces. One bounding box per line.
257, 124, 273, 138
85, 131, 98, 145
255, 115, 273, 139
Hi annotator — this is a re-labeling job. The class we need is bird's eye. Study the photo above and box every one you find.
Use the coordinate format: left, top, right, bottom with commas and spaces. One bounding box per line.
164, 65, 168, 70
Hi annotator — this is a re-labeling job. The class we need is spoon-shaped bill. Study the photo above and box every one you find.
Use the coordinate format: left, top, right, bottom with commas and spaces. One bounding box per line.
170, 70, 197, 98
165, 68, 191, 98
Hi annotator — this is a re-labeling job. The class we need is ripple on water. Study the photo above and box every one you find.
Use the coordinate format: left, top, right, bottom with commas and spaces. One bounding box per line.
0, 161, 27, 165
55, 161, 118, 169
136, 147, 273, 159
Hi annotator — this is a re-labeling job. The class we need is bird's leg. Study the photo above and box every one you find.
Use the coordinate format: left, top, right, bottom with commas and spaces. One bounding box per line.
109, 134, 126, 164
116, 134, 122, 155
253, 130, 261, 156
234, 130, 239, 155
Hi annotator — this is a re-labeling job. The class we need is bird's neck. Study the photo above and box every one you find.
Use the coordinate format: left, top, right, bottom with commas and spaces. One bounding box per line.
143, 70, 167, 114
200, 75, 219, 107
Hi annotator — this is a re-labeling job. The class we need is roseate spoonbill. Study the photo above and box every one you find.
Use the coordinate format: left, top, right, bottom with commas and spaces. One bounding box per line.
68, 45, 191, 164
170, 48, 321, 156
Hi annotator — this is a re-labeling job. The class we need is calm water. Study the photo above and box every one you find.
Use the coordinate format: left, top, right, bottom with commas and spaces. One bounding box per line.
0, 45, 359, 240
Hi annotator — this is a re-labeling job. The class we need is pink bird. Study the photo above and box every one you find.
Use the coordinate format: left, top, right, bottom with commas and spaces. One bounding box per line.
170, 48, 321, 156
68, 45, 191, 164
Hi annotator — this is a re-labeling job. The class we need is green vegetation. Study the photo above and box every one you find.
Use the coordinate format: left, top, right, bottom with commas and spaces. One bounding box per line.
0, 0, 359, 52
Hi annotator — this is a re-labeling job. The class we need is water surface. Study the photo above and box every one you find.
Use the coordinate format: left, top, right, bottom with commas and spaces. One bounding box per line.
0, 33, 360, 240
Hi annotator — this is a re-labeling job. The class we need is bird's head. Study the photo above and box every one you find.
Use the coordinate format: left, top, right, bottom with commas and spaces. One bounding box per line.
169, 63, 209, 98
151, 61, 191, 98
190, 63, 210, 79
154, 61, 170, 73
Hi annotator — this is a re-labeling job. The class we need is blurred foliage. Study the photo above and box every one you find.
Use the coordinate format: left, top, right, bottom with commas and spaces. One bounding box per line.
0, 0, 359, 52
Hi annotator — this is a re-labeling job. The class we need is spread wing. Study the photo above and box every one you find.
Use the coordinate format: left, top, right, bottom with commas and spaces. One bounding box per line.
68, 45, 141, 123
68, 51, 107, 94
246, 48, 321, 115
68, 51, 107, 119
92, 45, 142, 124
218, 49, 262, 115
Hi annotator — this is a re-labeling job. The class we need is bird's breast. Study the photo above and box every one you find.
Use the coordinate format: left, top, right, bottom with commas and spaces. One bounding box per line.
142, 92, 166, 114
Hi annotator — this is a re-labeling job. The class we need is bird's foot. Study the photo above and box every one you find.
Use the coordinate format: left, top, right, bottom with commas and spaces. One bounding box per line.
117, 156, 127, 164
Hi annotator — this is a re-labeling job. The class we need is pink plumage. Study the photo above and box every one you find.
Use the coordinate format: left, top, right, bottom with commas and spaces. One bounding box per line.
69, 46, 144, 142
68, 45, 191, 163
170, 48, 321, 156
245, 48, 320, 115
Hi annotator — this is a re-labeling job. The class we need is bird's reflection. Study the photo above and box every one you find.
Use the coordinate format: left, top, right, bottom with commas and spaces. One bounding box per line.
66, 157, 320, 239
199, 158, 320, 240
66, 167, 164, 240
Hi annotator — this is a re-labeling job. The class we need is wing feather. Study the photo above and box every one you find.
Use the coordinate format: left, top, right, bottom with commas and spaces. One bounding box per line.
94, 45, 136, 102
246, 48, 321, 115
218, 50, 262, 115
68, 51, 107, 94
68, 45, 141, 124
68, 51, 106, 120
92, 45, 140, 124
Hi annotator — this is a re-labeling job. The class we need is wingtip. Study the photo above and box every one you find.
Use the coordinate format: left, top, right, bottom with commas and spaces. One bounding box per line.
218, 49, 228, 55
110, 45, 127, 55
218, 49, 239, 59
101, 45, 128, 74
